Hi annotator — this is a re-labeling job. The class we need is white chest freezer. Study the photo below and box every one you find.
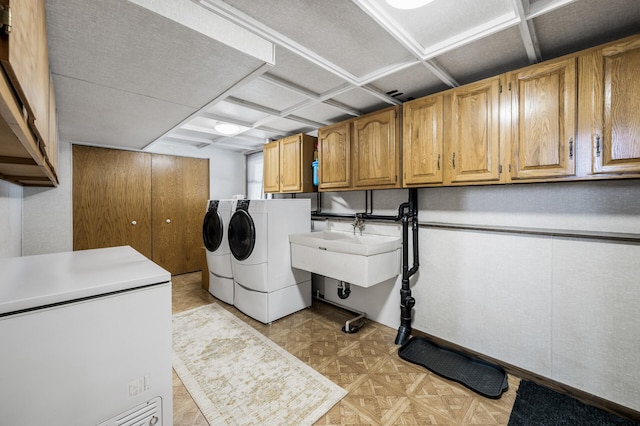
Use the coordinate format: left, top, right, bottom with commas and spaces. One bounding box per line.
0, 246, 173, 426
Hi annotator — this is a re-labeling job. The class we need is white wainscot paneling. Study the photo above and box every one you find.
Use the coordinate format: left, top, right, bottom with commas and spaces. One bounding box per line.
413, 228, 553, 376
552, 238, 640, 412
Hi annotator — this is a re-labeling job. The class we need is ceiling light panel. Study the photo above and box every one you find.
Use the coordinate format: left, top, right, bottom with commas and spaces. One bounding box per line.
222, 0, 414, 78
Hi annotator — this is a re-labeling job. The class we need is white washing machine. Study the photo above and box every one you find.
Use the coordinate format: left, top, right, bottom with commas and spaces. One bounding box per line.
228, 198, 311, 323
203, 199, 235, 304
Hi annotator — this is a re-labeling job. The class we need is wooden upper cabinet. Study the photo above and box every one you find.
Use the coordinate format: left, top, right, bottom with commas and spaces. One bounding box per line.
0, 0, 50, 145
352, 106, 401, 189
447, 77, 502, 184
263, 140, 281, 193
591, 36, 640, 175
318, 121, 351, 191
403, 95, 444, 186
263, 133, 316, 193
0, 0, 57, 186
510, 57, 577, 180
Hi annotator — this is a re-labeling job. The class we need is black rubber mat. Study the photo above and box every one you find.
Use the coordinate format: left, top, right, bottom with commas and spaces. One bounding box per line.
398, 336, 508, 399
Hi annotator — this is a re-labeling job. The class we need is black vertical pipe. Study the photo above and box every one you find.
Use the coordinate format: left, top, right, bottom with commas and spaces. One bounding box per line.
395, 188, 419, 346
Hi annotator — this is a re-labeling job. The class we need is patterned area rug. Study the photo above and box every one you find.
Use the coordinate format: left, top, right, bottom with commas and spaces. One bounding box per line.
172, 303, 348, 425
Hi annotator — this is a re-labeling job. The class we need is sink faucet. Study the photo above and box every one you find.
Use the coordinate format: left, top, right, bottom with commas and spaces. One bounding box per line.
352, 214, 365, 235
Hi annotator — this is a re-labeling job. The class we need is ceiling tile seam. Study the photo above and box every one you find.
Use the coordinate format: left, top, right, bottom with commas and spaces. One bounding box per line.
527, 0, 578, 19
321, 99, 363, 117
359, 85, 402, 106
422, 59, 459, 88
258, 74, 322, 101
143, 63, 272, 150
195, 0, 362, 85
511, 0, 542, 63
199, 112, 255, 128
51, 72, 201, 109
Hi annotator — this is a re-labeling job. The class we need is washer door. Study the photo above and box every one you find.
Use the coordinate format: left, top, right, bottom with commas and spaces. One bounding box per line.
228, 209, 256, 261
203, 210, 224, 252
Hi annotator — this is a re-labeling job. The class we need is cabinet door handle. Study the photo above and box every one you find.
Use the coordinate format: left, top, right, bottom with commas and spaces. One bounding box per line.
437, 154, 440, 170
569, 138, 574, 160
166, 219, 171, 224
131, 220, 137, 225
452, 152, 456, 169
595, 135, 601, 157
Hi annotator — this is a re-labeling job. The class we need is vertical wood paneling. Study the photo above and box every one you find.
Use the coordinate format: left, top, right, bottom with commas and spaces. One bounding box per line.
152, 155, 209, 275
72, 146, 152, 258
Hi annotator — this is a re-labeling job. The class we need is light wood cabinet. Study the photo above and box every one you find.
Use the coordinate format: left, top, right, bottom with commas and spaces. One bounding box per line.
352, 106, 401, 189
403, 95, 444, 186
446, 77, 503, 184
263, 133, 316, 193
318, 121, 351, 191
590, 36, 640, 175
0, 0, 58, 186
509, 57, 577, 180
318, 106, 401, 191
73, 146, 209, 275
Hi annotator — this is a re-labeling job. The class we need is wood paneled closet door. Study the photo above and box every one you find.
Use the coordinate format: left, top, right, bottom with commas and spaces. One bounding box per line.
151, 154, 209, 275
73, 146, 152, 258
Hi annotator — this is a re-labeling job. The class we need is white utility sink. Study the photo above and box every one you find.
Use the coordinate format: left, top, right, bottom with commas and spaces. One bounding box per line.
289, 231, 401, 287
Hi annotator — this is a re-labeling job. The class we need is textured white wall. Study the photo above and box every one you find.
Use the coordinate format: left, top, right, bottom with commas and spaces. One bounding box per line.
22, 141, 73, 255
0, 180, 22, 257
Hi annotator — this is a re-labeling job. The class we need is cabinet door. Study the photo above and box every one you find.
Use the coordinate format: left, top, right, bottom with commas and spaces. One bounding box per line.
448, 78, 502, 183
72, 146, 152, 258
592, 37, 640, 174
263, 140, 281, 193
280, 135, 303, 192
318, 121, 351, 190
0, 0, 50, 145
403, 95, 444, 186
510, 58, 576, 180
152, 155, 209, 275
353, 107, 400, 188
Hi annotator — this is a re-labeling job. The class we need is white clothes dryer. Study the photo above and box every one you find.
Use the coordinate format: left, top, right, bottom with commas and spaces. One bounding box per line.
202, 199, 235, 304
228, 199, 311, 323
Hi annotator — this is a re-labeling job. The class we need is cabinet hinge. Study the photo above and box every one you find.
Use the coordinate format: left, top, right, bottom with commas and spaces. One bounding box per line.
0, 6, 12, 35
499, 165, 502, 173
508, 82, 512, 91
499, 83, 502, 93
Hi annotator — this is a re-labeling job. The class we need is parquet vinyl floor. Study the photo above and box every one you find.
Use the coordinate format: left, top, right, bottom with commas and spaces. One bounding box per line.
172, 272, 519, 425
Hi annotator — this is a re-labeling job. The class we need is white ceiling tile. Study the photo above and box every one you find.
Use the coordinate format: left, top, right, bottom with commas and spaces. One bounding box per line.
436, 26, 531, 85
231, 79, 309, 112
532, 0, 640, 60
367, 62, 451, 101
222, 0, 414, 77
330, 88, 390, 113
205, 101, 271, 124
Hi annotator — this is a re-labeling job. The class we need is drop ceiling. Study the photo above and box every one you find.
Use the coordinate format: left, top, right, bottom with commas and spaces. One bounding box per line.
45, 0, 640, 153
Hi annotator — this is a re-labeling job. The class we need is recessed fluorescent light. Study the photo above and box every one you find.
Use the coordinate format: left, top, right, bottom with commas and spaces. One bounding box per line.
214, 123, 240, 135
386, 0, 435, 9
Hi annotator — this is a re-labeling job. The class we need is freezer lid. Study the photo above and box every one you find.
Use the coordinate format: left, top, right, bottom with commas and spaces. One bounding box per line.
0, 246, 171, 316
